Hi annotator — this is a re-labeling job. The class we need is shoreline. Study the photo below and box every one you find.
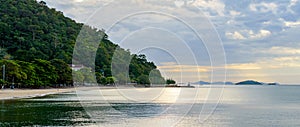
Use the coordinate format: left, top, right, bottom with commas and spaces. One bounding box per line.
0, 87, 77, 100
0, 86, 130, 100
0, 86, 175, 100
1, 85, 294, 101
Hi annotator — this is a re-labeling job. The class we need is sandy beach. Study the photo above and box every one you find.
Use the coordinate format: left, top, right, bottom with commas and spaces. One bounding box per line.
0, 86, 121, 100
0, 86, 180, 100
0, 88, 76, 100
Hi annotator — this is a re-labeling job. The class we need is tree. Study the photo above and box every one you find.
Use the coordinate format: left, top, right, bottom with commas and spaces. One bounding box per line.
0, 48, 8, 59
39, 1, 47, 6
106, 77, 116, 85
0, 0, 166, 88
0, 79, 8, 89
50, 59, 72, 86
17, 61, 37, 87
137, 75, 150, 85
149, 69, 165, 84
95, 72, 107, 85
166, 79, 176, 85
32, 59, 58, 86
0, 60, 26, 87
78, 67, 96, 84
115, 73, 128, 84
73, 71, 84, 85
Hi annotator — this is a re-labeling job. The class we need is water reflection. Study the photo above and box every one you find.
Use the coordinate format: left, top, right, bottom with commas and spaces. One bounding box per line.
1, 86, 300, 126
0, 94, 92, 126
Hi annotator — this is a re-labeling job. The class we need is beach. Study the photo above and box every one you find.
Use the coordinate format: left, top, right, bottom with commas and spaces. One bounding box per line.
0, 88, 76, 100
0, 86, 122, 100
1, 85, 300, 126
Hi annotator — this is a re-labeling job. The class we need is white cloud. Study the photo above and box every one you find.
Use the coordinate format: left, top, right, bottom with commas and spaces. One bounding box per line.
226, 63, 262, 70
285, 21, 300, 27
226, 19, 237, 25
40, 0, 300, 83
73, 0, 84, 2
273, 56, 300, 62
268, 56, 300, 68
262, 21, 272, 25
290, 0, 298, 6
249, 2, 278, 13
249, 29, 271, 39
158, 64, 210, 73
264, 46, 300, 55
287, 0, 298, 13
193, 0, 225, 16
226, 29, 271, 40
229, 10, 241, 16
158, 57, 300, 72
225, 31, 245, 40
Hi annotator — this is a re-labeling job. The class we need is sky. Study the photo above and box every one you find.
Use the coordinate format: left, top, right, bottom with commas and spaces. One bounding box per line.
41, 0, 300, 84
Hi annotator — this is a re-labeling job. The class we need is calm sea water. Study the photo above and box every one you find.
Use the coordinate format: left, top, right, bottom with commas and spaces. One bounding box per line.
1, 85, 300, 126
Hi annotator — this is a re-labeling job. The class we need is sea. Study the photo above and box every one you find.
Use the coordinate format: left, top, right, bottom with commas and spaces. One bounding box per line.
1, 85, 300, 127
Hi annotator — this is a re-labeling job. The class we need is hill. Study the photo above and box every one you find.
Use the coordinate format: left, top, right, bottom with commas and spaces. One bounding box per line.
193, 81, 211, 85
212, 81, 234, 85
193, 81, 234, 85
235, 80, 263, 85
0, 0, 165, 88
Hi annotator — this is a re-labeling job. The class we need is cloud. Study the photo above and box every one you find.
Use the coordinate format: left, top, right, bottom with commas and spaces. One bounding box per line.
225, 56, 300, 83
229, 10, 241, 16
158, 64, 210, 73
193, 0, 225, 16
158, 62, 210, 72
42, 0, 113, 23
273, 56, 300, 62
249, 29, 271, 39
225, 31, 245, 40
268, 56, 300, 68
249, 2, 278, 13
158, 61, 275, 72
226, 29, 271, 40
226, 63, 262, 70
288, 0, 299, 13
284, 20, 300, 27
157, 56, 300, 82
73, 0, 84, 2
289, 0, 298, 7
42, 0, 300, 83
263, 46, 300, 55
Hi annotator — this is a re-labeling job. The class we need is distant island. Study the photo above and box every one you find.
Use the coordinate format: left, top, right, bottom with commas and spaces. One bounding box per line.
267, 82, 279, 85
193, 81, 234, 85
235, 80, 263, 85
235, 80, 280, 85
193, 80, 279, 85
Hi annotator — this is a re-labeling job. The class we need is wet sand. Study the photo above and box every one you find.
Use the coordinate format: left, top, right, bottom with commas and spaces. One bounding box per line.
0, 85, 181, 100
0, 88, 76, 100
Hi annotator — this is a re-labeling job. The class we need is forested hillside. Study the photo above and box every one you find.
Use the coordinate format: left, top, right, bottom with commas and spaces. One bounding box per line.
0, 0, 165, 88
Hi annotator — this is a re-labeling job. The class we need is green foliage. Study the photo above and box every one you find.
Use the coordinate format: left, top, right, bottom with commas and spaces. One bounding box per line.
0, 60, 26, 85
0, 0, 165, 87
149, 69, 165, 84
0, 0, 81, 63
32, 59, 58, 86
0, 48, 9, 59
77, 67, 96, 84
50, 59, 72, 85
137, 75, 150, 85
106, 77, 116, 85
16, 60, 37, 86
166, 79, 176, 85
73, 71, 84, 85
0, 59, 58, 87
0, 79, 4, 84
